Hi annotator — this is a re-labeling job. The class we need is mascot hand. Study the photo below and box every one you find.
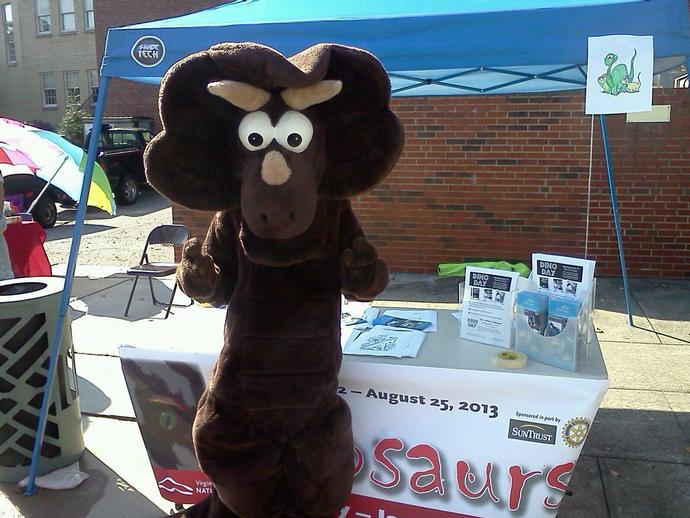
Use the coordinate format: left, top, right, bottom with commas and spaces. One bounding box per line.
177, 238, 219, 300
341, 236, 389, 302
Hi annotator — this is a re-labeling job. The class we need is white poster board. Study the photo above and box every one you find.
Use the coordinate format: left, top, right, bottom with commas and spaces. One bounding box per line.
585, 35, 653, 115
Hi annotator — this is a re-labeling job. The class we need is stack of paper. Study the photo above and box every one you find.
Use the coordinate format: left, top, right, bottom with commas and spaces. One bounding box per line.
532, 253, 596, 302
340, 303, 437, 358
460, 266, 521, 348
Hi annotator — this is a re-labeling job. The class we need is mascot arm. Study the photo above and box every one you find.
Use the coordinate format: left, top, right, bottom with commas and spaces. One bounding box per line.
177, 212, 237, 305
339, 202, 389, 302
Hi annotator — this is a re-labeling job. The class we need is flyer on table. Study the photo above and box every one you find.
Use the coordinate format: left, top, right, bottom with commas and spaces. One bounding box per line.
532, 253, 595, 302
460, 267, 520, 348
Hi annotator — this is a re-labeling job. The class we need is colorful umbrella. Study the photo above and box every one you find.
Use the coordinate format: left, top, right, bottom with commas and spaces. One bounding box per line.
32, 130, 116, 215
0, 141, 39, 171
0, 118, 116, 215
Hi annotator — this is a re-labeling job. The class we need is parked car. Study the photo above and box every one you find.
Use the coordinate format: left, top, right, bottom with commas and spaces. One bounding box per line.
85, 125, 154, 205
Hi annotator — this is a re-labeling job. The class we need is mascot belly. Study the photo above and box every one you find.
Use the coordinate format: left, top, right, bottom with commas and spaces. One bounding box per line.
144, 42, 404, 518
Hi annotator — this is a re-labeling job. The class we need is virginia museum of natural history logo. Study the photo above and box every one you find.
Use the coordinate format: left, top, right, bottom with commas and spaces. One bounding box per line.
131, 36, 166, 67
508, 419, 557, 445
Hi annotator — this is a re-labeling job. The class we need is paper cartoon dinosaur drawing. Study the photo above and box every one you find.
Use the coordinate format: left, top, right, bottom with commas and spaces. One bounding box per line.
597, 49, 642, 95
360, 335, 399, 352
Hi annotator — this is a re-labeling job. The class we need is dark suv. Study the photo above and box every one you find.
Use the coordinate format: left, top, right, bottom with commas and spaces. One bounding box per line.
86, 126, 154, 205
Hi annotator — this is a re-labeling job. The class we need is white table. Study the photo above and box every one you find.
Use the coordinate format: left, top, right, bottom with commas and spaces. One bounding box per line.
119, 307, 608, 517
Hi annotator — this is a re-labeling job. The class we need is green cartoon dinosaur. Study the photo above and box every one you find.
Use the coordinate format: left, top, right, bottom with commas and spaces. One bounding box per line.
597, 49, 638, 95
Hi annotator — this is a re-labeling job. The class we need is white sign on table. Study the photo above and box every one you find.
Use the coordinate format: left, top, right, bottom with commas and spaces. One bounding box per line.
585, 35, 653, 115
460, 267, 520, 348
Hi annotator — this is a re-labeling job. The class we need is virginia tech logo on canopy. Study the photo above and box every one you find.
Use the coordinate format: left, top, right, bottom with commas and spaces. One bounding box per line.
131, 36, 166, 67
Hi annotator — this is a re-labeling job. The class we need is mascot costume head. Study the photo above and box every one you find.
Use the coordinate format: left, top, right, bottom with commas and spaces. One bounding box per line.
145, 42, 404, 518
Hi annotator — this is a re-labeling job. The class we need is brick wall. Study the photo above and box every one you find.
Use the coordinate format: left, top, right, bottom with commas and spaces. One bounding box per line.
173, 89, 690, 279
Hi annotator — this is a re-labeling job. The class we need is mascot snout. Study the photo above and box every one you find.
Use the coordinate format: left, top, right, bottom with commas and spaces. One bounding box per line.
241, 150, 318, 240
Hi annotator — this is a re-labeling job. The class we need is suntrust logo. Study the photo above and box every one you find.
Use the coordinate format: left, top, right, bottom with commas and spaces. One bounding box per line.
508, 419, 557, 445
131, 36, 165, 67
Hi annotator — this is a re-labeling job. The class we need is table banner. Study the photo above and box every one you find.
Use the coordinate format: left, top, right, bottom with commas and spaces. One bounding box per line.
120, 347, 607, 516
338, 361, 608, 518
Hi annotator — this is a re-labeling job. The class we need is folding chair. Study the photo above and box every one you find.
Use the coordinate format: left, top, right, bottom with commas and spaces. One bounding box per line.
124, 224, 193, 319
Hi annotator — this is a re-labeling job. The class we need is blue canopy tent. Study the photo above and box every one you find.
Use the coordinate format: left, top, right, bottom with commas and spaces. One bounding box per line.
26, 0, 690, 494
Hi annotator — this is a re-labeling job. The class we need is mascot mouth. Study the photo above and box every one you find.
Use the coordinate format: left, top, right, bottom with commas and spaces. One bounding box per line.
238, 204, 329, 267
241, 197, 316, 240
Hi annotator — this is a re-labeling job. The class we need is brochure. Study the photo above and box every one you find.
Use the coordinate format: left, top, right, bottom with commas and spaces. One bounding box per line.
460, 266, 520, 348
343, 326, 426, 358
380, 309, 438, 333
532, 253, 595, 302
372, 315, 432, 331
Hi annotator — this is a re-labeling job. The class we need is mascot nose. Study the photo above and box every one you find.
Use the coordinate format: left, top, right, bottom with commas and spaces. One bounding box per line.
259, 208, 297, 228
261, 150, 292, 186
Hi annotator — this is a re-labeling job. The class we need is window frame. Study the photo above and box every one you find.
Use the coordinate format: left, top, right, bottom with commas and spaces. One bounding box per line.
2, 3, 16, 65
59, 0, 76, 33
87, 69, 99, 106
64, 70, 81, 105
83, 0, 94, 31
35, 0, 51, 35
41, 72, 58, 108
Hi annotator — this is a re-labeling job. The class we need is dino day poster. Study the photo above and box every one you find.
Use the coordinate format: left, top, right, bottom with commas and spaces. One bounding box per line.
585, 35, 653, 115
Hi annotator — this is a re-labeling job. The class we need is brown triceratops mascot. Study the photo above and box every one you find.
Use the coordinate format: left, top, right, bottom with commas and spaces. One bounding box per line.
144, 42, 404, 518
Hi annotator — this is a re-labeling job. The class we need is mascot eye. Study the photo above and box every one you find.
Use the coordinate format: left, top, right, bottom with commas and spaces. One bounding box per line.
248, 133, 264, 146
275, 111, 313, 153
238, 111, 273, 151
287, 133, 302, 147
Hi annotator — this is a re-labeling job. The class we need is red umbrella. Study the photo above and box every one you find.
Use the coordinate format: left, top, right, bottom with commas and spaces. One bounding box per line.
0, 141, 39, 171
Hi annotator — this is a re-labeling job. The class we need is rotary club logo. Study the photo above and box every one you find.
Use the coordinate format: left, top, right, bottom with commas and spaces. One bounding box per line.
562, 417, 591, 448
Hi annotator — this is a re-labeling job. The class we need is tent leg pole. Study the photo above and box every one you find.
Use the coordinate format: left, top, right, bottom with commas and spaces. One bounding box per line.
24, 77, 111, 496
599, 114, 634, 327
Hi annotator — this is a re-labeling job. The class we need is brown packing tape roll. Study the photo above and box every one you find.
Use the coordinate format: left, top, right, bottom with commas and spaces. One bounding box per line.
492, 350, 528, 369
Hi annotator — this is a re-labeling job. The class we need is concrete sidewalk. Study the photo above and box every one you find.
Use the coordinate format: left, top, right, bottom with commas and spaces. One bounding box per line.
1, 268, 689, 517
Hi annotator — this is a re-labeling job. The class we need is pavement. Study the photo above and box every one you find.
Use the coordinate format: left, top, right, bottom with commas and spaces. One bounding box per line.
1, 267, 689, 518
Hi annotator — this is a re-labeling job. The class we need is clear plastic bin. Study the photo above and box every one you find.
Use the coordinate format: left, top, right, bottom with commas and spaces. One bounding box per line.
515, 280, 596, 371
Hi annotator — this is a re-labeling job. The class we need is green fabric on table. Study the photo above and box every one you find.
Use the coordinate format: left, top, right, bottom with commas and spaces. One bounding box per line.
437, 261, 531, 278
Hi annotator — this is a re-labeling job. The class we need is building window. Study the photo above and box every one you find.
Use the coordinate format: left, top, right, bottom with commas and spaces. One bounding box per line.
2, 3, 15, 64
88, 69, 99, 105
36, 0, 51, 34
59, 0, 75, 32
84, 0, 94, 31
653, 64, 688, 89
41, 73, 58, 107
64, 71, 80, 104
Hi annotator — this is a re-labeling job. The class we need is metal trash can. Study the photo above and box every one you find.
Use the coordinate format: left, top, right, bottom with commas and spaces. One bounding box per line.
0, 277, 84, 483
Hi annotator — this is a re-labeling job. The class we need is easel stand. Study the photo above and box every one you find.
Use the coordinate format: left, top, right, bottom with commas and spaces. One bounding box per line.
599, 114, 635, 327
